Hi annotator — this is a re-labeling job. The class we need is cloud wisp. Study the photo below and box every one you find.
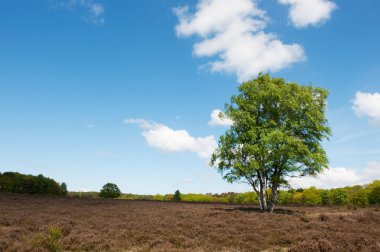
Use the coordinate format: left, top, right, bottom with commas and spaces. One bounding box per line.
289, 162, 380, 189
125, 118, 217, 159
353, 91, 380, 127
278, 0, 337, 28
208, 109, 233, 127
58, 0, 105, 25
174, 0, 305, 82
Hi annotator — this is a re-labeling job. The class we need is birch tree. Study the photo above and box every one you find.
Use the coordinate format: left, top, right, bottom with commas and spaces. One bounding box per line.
210, 74, 330, 212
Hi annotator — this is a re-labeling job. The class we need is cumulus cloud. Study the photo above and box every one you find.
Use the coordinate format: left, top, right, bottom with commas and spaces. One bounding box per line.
58, 0, 105, 25
208, 109, 233, 127
174, 0, 305, 82
353, 91, 380, 127
289, 162, 380, 189
279, 0, 337, 28
125, 118, 217, 159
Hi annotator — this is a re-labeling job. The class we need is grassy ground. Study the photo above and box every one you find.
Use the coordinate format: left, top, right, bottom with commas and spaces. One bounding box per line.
1, 193, 380, 251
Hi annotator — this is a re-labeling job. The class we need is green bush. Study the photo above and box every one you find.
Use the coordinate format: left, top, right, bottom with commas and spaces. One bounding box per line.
277, 191, 292, 205
30, 226, 62, 252
99, 183, 121, 198
173, 190, 181, 202
330, 188, 349, 205
321, 190, 332, 205
302, 187, 322, 205
369, 187, 380, 204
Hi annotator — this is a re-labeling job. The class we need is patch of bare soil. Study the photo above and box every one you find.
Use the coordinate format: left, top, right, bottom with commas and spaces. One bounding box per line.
1, 194, 380, 251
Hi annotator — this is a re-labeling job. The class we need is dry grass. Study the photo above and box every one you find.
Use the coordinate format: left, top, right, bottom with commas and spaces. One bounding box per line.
1, 193, 380, 252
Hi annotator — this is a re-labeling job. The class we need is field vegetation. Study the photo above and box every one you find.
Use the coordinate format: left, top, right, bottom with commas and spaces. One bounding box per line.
1, 193, 380, 251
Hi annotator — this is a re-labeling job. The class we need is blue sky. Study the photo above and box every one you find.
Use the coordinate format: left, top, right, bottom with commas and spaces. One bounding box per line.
1, 0, 379, 194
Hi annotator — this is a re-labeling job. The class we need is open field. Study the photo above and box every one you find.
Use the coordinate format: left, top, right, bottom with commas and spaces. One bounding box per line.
1, 194, 380, 252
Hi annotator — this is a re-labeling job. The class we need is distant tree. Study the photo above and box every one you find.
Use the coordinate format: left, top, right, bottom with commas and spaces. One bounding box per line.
369, 187, 380, 204
367, 180, 380, 189
60, 183, 68, 195
331, 188, 349, 205
211, 74, 330, 212
99, 183, 121, 198
173, 190, 181, 202
321, 190, 332, 205
351, 189, 369, 207
302, 187, 322, 205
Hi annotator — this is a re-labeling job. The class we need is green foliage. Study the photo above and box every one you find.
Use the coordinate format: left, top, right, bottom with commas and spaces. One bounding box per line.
239, 192, 259, 205
302, 187, 322, 205
277, 191, 292, 205
0, 172, 67, 195
64, 180, 380, 208
60, 183, 67, 195
68, 191, 99, 198
181, 193, 215, 203
210, 73, 330, 212
367, 180, 380, 189
347, 185, 369, 207
173, 190, 181, 202
352, 189, 369, 207
30, 226, 62, 252
99, 183, 121, 198
321, 190, 332, 205
369, 187, 380, 204
330, 188, 349, 205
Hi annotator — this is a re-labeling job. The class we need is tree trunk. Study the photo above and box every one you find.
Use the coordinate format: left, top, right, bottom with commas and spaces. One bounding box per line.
259, 189, 267, 211
268, 186, 278, 213
256, 171, 268, 211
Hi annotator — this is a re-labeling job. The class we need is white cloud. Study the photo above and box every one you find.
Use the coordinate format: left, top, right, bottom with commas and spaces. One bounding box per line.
58, 0, 105, 25
174, 0, 305, 82
125, 118, 217, 159
278, 0, 337, 28
208, 109, 233, 127
353, 91, 380, 127
289, 162, 380, 189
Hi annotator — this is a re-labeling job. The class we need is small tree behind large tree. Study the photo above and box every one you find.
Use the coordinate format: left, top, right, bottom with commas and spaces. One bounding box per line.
211, 74, 330, 212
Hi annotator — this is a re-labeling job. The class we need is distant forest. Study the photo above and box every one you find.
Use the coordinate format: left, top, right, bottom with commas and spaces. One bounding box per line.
0, 172, 67, 195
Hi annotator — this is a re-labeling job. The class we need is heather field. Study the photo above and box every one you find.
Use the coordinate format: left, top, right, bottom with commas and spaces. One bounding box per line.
1, 194, 380, 252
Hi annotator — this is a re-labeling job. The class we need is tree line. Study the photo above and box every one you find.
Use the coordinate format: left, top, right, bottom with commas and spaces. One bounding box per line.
68, 180, 380, 207
0, 172, 67, 195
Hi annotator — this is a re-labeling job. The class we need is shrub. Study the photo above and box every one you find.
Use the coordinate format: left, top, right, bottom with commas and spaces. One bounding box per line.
369, 187, 380, 204
302, 187, 322, 205
277, 191, 292, 205
331, 188, 349, 206
30, 226, 62, 252
321, 190, 332, 205
173, 190, 181, 202
99, 183, 121, 198
351, 188, 369, 207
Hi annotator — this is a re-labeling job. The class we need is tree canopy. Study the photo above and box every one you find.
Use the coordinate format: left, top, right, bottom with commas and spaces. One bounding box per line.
211, 74, 331, 212
0, 172, 67, 195
99, 183, 121, 198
